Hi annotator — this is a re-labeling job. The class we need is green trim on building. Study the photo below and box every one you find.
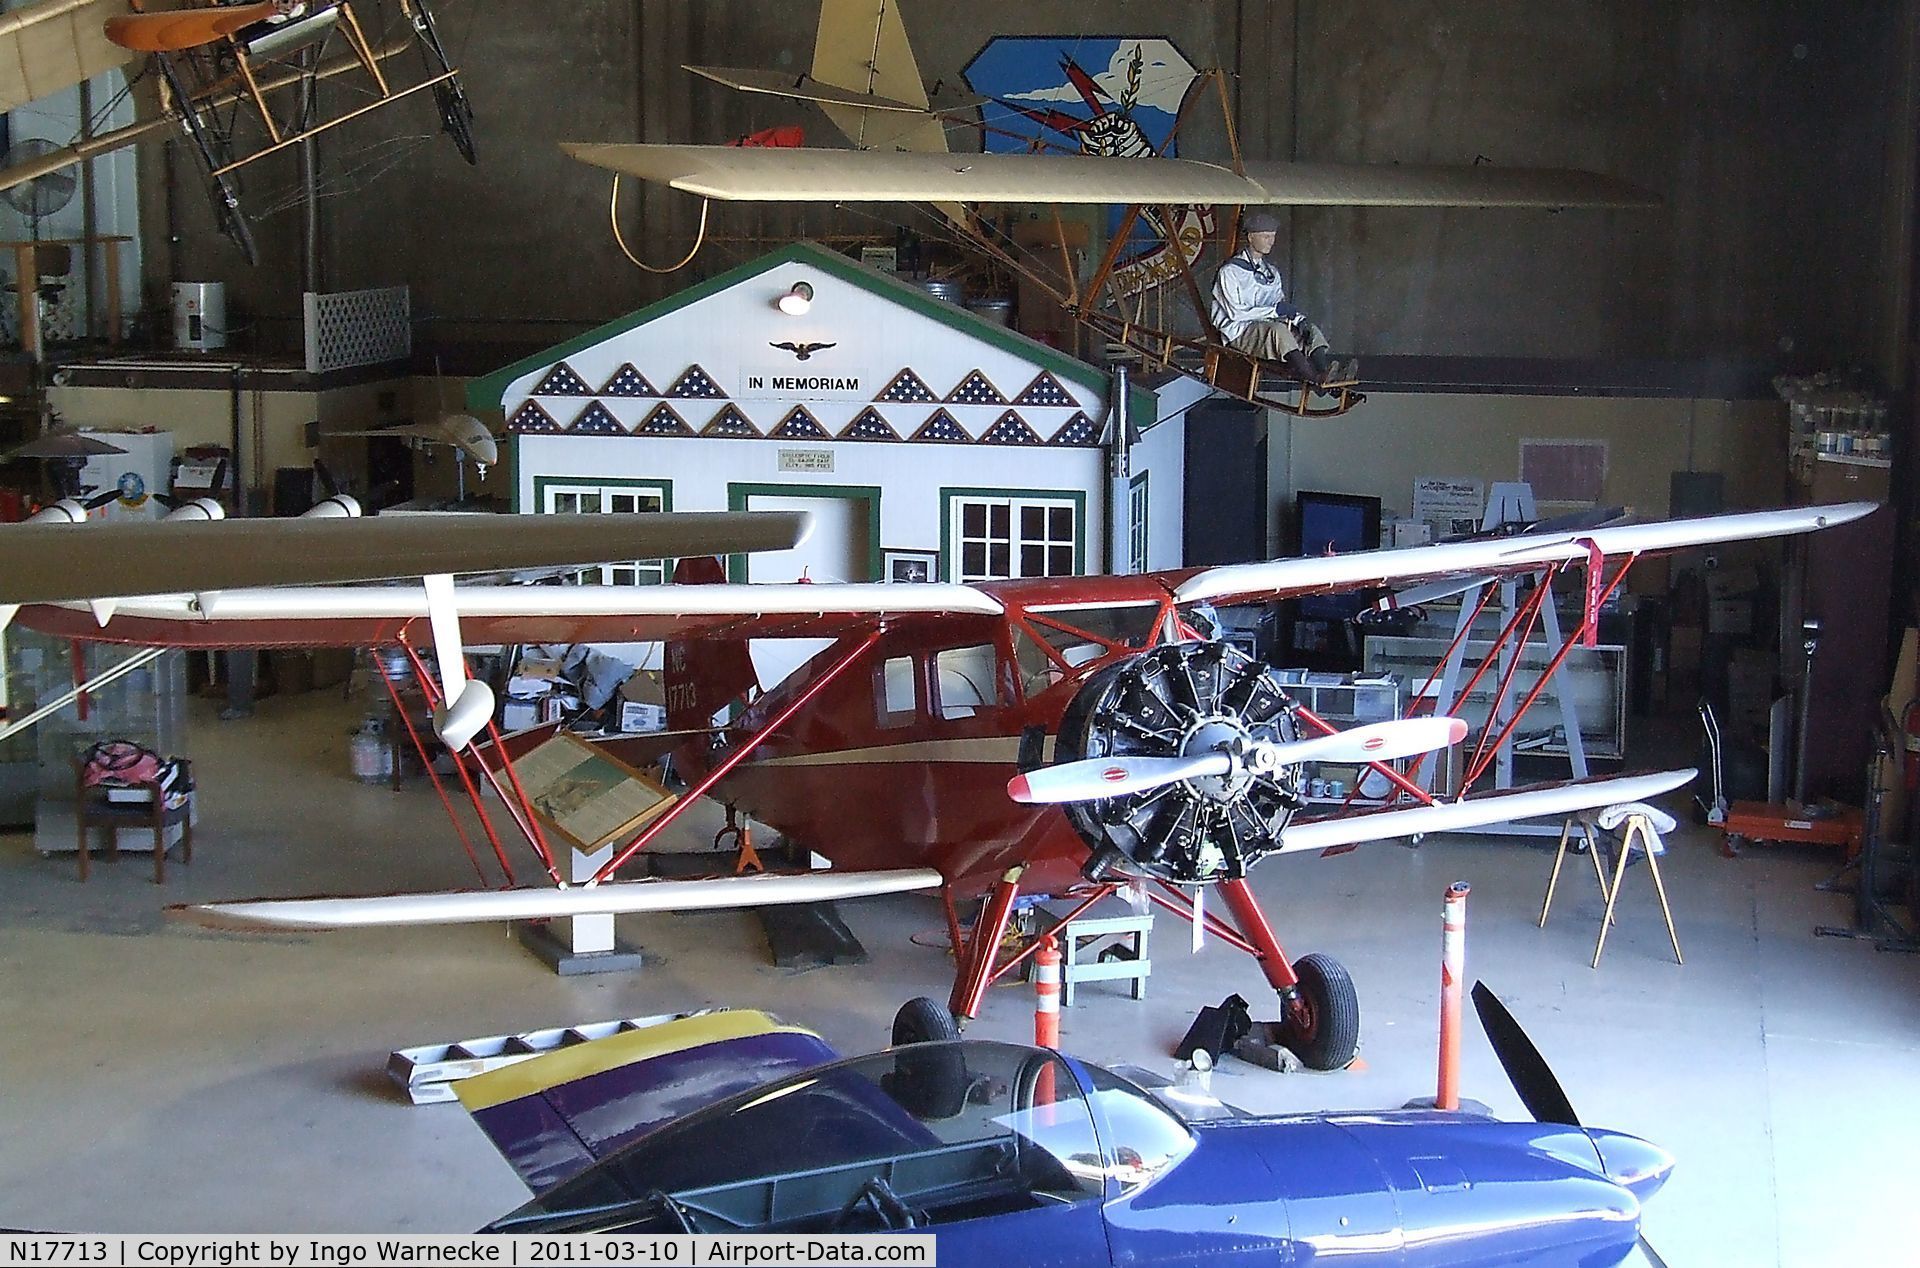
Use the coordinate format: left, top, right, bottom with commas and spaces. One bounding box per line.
1127, 468, 1151, 573
938, 485, 1089, 581
468, 240, 1156, 425
725, 481, 883, 583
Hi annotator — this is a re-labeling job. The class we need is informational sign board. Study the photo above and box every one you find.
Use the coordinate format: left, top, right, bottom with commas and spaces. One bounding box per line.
1412, 476, 1484, 538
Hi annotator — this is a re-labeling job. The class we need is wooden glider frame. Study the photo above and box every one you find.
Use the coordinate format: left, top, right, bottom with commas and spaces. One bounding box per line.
136, 0, 473, 263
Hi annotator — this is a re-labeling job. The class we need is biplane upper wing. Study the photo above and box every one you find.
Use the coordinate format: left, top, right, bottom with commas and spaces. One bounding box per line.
1169, 502, 1878, 608
0, 509, 811, 605
560, 142, 1659, 209
0, 0, 136, 114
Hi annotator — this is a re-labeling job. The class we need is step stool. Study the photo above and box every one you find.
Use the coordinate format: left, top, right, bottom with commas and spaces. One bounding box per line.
1035, 898, 1154, 1005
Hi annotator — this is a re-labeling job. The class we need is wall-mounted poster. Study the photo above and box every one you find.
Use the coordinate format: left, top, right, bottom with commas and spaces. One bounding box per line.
883, 549, 938, 583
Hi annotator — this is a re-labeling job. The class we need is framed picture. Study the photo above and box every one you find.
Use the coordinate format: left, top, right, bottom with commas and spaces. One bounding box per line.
883, 549, 938, 583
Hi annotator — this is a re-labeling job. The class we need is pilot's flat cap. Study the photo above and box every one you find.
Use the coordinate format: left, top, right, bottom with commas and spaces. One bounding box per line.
1243, 209, 1282, 233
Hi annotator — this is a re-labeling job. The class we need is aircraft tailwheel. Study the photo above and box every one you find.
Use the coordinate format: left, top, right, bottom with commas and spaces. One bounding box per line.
892, 996, 959, 1045
1280, 953, 1360, 1071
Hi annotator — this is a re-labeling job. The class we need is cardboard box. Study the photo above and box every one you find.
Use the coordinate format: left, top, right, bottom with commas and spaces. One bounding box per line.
619, 700, 667, 733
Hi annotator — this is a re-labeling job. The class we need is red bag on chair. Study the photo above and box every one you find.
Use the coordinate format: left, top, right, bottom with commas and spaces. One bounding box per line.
81, 740, 164, 788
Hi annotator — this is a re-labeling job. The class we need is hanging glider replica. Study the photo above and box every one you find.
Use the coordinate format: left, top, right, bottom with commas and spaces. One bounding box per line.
0, 0, 474, 263
566, 0, 1658, 417
12, 499, 1876, 1071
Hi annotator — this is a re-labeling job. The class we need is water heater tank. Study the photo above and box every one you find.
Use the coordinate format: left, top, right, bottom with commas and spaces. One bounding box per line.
171, 281, 227, 352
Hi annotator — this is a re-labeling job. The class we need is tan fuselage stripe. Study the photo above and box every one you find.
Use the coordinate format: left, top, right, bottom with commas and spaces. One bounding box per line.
748, 735, 1054, 768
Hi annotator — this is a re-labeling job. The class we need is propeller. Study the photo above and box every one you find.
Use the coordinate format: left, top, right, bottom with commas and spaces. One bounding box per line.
160, 458, 229, 521
1008, 716, 1467, 805
25, 487, 123, 524
1471, 982, 1671, 1268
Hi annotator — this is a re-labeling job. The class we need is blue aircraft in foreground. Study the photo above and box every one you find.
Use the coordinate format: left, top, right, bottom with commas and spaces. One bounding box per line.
464, 985, 1669, 1266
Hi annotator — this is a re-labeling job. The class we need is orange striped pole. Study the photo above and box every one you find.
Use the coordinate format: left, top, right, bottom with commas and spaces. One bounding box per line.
1437, 881, 1471, 1110
1034, 935, 1061, 1110
1034, 936, 1062, 1048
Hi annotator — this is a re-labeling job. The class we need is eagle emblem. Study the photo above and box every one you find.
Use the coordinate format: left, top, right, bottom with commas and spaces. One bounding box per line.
769, 341, 837, 361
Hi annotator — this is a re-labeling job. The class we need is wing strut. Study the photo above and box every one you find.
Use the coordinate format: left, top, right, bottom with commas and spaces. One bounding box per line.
423, 572, 494, 750
589, 626, 887, 884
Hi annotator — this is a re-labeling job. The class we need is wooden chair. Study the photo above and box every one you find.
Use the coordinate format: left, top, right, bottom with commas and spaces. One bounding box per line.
74, 757, 194, 883
1540, 801, 1682, 968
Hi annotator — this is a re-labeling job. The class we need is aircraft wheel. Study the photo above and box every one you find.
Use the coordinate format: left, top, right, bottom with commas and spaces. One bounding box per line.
888, 998, 964, 1120
892, 996, 959, 1045
1281, 953, 1360, 1071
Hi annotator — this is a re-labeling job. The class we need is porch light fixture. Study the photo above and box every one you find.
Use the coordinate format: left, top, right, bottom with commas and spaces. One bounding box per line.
776, 281, 814, 316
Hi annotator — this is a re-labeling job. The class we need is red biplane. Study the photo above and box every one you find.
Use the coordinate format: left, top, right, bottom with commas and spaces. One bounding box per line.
10, 499, 1874, 1070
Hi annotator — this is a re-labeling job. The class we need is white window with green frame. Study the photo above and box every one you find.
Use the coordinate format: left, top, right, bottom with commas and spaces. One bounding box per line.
537, 477, 672, 585
944, 490, 1083, 583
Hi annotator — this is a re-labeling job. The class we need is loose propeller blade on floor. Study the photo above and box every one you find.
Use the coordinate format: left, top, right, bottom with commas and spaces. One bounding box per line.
1007, 752, 1231, 804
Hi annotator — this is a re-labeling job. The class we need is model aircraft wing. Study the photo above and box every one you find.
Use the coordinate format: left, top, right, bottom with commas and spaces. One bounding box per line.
561, 143, 1267, 204
560, 143, 1656, 209
1171, 502, 1877, 608
0, 510, 810, 605
0, 0, 138, 114
1239, 160, 1658, 209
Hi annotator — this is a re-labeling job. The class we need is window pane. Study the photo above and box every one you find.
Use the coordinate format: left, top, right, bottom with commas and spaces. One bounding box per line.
877, 656, 917, 726
963, 503, 986, 536
554, 493, 577, 513
989, 543, 1009, 576
935, 644, 1000, 718
1021, 504, 1044, 537
1049, 544, 1073, 575
1022, 544, 1044, 575
990, 503, 1010, 535
962, 542, 985, 576
1050, 506, 1074, 538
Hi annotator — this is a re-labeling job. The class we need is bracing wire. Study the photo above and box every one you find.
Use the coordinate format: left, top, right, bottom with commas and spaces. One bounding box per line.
609, 174, 709, 273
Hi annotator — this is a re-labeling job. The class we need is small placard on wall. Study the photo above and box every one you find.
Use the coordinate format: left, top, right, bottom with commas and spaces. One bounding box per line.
777, 448, 834, 473
1520, 439, 1608, 505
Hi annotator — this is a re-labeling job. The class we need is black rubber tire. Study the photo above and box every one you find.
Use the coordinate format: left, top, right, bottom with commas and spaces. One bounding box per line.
892, 996, 960, 1045
1282, 953, 1361, 1071
888, 997, 965, 1119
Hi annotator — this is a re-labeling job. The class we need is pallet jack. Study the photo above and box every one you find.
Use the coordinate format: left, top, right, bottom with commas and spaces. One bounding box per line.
1706, 618, 1864, 857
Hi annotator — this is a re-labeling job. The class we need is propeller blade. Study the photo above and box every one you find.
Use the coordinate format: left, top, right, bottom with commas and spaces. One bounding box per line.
313, 458, 340, 497
82, 487, 120, 509
1470, 981, 1580, 1127
1253, 716, 1467, 769
210, 457, 229, 495
1008, 752, 1231, 804
1638, 1236, 1670, 1268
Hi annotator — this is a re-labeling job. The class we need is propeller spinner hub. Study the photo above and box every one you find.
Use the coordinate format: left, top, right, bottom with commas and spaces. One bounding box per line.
1177, 714, 1255, 802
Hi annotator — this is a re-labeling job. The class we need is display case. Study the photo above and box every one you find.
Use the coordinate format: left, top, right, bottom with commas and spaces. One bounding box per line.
1363, 621, 1627, 761
1272, 669, 1403, 806
11, 630, 190, 854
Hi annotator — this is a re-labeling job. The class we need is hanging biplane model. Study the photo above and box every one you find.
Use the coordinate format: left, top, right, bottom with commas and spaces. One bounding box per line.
574, 0, 1658, 418
9, 498, 1877, 1072
0, 0, 475, 264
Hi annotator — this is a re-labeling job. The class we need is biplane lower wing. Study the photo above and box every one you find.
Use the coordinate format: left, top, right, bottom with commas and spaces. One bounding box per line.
1277, 768, 1695, 855
174, 866, 946, 932
559, 142, 1660, 209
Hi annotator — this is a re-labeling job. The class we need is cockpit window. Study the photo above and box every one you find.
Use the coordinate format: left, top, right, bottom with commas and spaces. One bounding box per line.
1084, 1065, 1196, 1194
1028, 603, 1161, 657
500, 1041, 1104, 1234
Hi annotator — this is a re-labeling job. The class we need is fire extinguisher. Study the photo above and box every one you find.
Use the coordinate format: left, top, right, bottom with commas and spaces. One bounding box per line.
1903, 698, 1920, 791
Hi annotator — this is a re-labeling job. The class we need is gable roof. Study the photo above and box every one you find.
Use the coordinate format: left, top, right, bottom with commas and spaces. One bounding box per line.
467, 241, 1154, 429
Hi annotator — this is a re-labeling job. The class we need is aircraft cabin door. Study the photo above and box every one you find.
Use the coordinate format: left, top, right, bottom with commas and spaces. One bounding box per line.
734, 488, 877, 691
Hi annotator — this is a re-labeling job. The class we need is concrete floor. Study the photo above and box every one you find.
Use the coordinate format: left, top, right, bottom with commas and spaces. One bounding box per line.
2, 687, 1917, 1266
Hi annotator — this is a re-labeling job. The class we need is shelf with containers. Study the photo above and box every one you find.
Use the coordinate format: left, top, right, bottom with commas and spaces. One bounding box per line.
1271, 669, 1404, 806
